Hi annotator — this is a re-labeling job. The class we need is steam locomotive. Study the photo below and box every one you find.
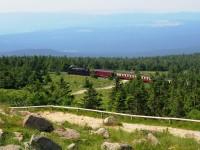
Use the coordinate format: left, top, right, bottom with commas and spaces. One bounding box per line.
67, 66, 151, 83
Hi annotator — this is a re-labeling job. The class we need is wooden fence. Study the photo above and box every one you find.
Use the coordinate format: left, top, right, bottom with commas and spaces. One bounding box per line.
10, 105, 200, 123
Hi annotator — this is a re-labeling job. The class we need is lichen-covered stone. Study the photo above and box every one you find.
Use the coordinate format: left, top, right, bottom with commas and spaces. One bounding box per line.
30, 135, 62, 150
23, 115, 54, 132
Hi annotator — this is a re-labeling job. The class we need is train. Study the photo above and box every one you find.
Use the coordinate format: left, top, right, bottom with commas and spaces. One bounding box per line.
67, 66, 152, 83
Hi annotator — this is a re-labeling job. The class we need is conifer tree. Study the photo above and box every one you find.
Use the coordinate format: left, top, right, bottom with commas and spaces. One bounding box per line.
82, 81, 102, 109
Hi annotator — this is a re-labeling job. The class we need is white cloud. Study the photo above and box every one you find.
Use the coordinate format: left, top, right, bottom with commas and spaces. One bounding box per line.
150, 20, 183, 27
0, 0, 199, 14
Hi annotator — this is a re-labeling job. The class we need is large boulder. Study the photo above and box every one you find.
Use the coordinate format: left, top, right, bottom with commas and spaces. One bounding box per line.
23, 115, 54, 132
0, 145, 21, 150
101, 142, 133, 150
91, 128, 109, 138
147, 133, 159, 146
54, 128, 80, 140
30, 135, 62, 150
103, 116, 118, 126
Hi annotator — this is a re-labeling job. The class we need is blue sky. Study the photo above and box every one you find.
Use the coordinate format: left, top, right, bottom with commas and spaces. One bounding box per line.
0, 0, 200, 14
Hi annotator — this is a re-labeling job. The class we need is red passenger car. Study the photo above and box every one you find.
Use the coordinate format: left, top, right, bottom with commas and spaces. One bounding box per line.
141, 75, 152, 83
94, 69, 114, 78
116, 72, 152, 83
116, 72, 136, 80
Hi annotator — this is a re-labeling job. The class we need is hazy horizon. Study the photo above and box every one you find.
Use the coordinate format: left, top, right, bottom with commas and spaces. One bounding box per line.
0, 1, 200, 56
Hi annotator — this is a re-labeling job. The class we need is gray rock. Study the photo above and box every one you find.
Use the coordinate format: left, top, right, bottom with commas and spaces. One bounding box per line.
101, 142, 133, 150
67, 143, 77, 150
23, 115, 54, 132
103, 116, 118, 126
91, 128, 109, 138
30, 135, 62, 150
101, 142, 121, 150
147, 133, 159, 146
54, 128, 80, 140
0, 145, 21, 150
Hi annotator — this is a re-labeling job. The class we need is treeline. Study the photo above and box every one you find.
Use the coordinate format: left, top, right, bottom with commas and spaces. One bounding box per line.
108, 71, 200, 119
0, 76, 74, 107
0, 56, 48, 89
1, 53, 200, 75
1, 54, 200, 119
1, 54, 200, 89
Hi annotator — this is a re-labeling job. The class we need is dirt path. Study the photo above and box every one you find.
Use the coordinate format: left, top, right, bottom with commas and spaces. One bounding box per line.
39, 111, 200, 142
72, 80, 129, 95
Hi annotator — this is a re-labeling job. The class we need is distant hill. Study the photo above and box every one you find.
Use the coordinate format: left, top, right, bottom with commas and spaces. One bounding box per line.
0, 26, 200, 57
0, 49, 70, 56
0, 13, 200, 56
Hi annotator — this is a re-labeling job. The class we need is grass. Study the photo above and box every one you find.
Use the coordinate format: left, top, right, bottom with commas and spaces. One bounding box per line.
73, 88, 112, 109
50, 72, 114, 92
0, 106, 199, 150
0, 73, 114, 107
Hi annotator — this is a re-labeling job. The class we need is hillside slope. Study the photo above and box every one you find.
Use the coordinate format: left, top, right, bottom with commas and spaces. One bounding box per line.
1, 106, 200, 150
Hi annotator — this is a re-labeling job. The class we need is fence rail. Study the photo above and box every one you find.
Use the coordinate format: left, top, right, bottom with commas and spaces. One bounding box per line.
10, 105, 200, 123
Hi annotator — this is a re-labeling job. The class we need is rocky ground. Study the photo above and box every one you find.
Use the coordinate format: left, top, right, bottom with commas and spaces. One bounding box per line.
39, 111, 200, 142
0, 107, 200, 150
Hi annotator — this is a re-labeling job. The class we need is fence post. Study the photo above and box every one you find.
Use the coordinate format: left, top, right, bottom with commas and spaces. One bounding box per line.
169, 119, 172, 125
131, 116, 133, 120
